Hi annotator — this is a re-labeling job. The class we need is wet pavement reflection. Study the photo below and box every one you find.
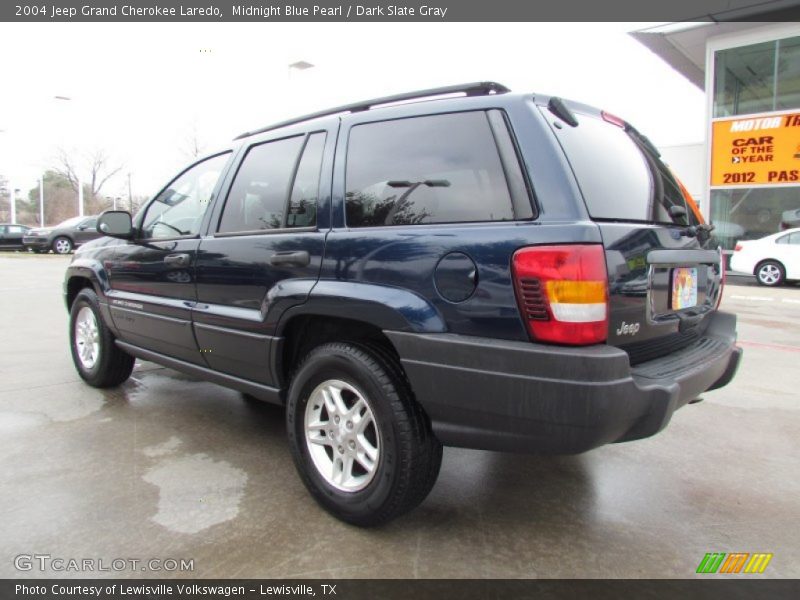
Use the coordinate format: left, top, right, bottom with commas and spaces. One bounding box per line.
1, 256, 798, 578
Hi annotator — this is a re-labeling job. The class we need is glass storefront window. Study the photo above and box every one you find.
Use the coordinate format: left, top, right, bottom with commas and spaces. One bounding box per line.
713, 35, 800, 118
776, 37, 800, 111
713, 41, 776, 117
711, 35, 800, 254
711, 187, 800, 249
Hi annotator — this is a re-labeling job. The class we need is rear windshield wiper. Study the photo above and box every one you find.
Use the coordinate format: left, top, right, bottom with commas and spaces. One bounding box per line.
679, 222, 715, 243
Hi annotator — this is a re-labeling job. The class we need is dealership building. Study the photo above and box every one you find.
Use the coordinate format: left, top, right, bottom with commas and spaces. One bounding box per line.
632, 18, 800, 254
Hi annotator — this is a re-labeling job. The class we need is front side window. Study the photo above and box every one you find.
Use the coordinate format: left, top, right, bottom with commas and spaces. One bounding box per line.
79, 218, 97, 229
141, 153, 230, 239
345, 111, 530, 227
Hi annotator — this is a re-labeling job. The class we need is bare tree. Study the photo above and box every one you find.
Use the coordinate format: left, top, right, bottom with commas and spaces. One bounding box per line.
56, 148, 124, 206
182, 124, 206, 160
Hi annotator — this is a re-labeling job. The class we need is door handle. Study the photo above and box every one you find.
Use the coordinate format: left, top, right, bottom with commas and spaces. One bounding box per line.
164, 253, 191, 267
269, 250, 310, 267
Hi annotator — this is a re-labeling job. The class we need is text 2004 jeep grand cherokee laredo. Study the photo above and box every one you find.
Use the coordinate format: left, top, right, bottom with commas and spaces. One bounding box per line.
64, 83, 741, 526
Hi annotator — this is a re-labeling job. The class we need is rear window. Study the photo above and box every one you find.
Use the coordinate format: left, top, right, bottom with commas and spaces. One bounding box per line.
547, 109, 699, 226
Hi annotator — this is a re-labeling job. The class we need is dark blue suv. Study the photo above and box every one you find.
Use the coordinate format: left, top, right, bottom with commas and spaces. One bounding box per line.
64, 82, 741, 525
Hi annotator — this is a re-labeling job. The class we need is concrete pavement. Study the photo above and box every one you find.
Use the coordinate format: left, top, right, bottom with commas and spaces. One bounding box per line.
1, 254, 798, 578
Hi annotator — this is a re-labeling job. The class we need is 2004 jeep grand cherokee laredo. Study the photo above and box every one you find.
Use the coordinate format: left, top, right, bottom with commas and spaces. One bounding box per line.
63, 82, 741, 526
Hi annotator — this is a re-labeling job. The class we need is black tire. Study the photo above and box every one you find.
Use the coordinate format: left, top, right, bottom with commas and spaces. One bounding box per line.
69, 288, 135, 387
52, 236, 73, 254
755, 260, 785, 287
286, 342, 442, 527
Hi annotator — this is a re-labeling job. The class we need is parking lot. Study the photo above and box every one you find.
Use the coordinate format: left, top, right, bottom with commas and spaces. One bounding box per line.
1, 253, 799, 579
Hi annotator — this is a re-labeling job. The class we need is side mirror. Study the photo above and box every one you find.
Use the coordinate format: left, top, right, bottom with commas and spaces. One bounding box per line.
97, 211, 134, 239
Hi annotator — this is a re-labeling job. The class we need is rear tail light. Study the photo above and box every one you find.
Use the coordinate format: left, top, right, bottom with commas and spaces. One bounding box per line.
512, 245, 609, 345
734, 244, 743, 252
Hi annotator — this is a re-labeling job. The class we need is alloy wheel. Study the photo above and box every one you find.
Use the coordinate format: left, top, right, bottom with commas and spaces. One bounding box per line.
304, 379, 380, 492
758, 264, 781, 285
54, 238, 72, 254
75, 306, 100, 369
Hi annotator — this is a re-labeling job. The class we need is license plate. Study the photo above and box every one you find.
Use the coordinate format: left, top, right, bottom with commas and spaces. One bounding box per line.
671, 267, 698, 310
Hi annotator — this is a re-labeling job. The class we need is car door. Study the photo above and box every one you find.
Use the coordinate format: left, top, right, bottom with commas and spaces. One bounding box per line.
192, 129, 332, 384
0, 225, 9, 248
777, 231, 800, 279
106, 152, 233, 365
8, 225, 27, 248
74, 217, 98, 245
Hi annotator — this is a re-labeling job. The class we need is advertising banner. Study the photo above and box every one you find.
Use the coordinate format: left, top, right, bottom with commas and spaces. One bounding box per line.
710, 110, 800, 187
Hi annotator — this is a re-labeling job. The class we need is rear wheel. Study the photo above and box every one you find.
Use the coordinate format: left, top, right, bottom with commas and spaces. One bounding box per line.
755, 260, 785, 286
286, 342, 442, 526
53, 236, 73, 254
69, 288, 135, 387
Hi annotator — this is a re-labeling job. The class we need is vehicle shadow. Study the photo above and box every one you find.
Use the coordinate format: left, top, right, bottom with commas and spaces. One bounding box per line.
398, 447, 597, 531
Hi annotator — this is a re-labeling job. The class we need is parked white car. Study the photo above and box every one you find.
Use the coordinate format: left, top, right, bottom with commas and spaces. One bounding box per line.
730, 228, 800, 286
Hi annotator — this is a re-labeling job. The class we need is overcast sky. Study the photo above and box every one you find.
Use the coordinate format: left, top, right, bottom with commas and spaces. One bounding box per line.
0, 22, 705, 200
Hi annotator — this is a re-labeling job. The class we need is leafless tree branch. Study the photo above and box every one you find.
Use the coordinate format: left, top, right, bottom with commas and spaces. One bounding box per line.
55, 148, 124, 202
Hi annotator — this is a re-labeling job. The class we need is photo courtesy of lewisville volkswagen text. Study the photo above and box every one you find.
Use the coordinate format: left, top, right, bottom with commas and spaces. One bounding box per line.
1, 0, 800, 597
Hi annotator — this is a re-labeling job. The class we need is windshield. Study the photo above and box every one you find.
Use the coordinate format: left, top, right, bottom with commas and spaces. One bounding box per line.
545, 108, 700, 227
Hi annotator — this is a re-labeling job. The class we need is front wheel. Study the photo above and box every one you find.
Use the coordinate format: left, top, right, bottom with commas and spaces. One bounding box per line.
286, 342, 442, 526
756, 260, 785, 286
52, 236, 73, 254
69, 288, 135, 387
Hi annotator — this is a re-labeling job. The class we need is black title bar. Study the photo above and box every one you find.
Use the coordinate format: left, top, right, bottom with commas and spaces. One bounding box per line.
3, 0, 800, 22
4, 579, 800, 600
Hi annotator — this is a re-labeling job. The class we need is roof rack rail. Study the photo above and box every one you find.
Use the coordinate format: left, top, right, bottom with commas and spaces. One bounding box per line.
234, 81, 511, 140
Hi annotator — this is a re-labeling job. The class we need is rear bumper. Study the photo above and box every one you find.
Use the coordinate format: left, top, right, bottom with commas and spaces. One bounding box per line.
385, 311, 741, 454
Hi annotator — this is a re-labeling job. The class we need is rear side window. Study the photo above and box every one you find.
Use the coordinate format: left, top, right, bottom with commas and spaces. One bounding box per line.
548, 110, 700, 226
219, 133, 326, 233
218, 136, 305, 233
287, 132, 326, 228
345, 111, 532, 227
777, 232, 800, 244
